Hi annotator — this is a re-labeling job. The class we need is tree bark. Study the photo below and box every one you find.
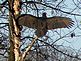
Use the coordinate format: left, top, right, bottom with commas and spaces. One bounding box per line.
8, 0, 38, 61
8, 0, 21, 61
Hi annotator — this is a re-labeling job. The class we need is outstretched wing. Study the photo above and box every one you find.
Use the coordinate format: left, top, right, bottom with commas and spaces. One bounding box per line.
18, 14, 38, 28
17, 14, 74, 37
18, 14, 47, 37
46, 16, 74, 30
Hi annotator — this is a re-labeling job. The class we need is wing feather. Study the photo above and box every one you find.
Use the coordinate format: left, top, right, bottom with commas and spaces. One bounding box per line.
17, 14, 74, 37
18, 14, 38, 28
46, 16, 74, 30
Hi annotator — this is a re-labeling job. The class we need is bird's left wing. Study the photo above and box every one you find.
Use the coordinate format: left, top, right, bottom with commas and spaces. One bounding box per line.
46, 16, 74, 30
18, 14, 38, 29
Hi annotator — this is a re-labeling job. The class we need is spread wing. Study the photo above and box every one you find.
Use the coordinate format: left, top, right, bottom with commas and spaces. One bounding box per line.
17, 14, 74, 37
18, 14, 38, 28
46, 16, 74, 30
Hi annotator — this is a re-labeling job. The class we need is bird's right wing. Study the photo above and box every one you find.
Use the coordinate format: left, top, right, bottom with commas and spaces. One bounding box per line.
18, 14, 38, 29
46, 16, 74, 30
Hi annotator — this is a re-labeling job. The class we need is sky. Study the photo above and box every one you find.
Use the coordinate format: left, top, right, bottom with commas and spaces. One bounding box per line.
21, 0, 81, 51
52, 0, 81, 50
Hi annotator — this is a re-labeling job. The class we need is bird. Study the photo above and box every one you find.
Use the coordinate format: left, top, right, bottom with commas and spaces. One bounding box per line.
71, 32, 75, 38
17, 12, 74, 37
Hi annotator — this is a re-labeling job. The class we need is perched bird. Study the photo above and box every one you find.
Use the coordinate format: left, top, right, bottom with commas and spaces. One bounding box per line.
17, 13, 74, 37
71, 32, 75, 38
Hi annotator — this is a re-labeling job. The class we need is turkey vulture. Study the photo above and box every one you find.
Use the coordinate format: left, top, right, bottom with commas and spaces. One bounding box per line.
18, 13, 74, 37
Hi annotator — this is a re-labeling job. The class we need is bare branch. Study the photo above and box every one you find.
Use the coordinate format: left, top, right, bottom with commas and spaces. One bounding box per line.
23, 1, 81, 16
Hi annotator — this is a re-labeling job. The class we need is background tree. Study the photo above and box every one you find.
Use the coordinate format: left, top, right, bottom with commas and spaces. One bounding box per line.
0, 0, 81, 61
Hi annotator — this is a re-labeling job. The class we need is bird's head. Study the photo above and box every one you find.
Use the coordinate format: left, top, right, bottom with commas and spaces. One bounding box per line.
42, 12, 47, 18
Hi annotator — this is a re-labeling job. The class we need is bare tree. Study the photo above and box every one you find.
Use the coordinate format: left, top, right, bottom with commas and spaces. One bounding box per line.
0, 0, 81, 61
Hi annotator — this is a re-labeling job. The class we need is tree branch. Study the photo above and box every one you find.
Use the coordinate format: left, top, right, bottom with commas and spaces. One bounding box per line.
23, 1, 81, 16
21, 36, 38, 61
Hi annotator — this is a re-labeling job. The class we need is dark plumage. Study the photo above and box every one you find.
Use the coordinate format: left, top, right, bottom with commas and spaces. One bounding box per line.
17, 13, 74, 37
71, 32, 75, 38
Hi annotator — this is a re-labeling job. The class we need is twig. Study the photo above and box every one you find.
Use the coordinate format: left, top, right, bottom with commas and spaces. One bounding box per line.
21, 36, 38, 61
23, 1, 81, 16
